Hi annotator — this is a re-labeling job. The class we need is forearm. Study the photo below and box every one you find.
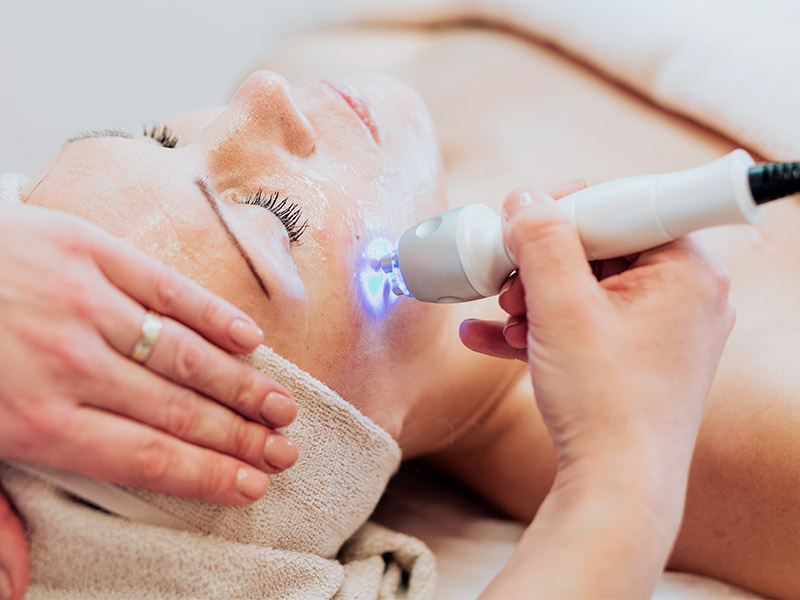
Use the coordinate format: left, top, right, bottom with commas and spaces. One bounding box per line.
433, 376, 800, 598
481, 458, 685, 599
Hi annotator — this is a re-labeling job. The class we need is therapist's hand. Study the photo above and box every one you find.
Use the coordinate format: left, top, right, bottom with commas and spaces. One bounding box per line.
463, 187, 734, 598
0, 203, 299, 598
462, 185, 734, 505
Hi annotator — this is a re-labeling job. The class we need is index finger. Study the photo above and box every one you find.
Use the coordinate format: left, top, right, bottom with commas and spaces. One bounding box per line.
85, 224, 264, 354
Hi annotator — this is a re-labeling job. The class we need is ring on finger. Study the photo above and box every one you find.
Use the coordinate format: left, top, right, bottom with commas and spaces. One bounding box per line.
130, 310, 164, 364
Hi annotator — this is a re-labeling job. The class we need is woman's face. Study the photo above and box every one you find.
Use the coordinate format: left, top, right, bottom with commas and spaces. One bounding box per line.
24, 71, 449, 427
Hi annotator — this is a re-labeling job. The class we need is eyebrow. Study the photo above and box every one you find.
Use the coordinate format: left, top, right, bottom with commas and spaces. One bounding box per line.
194, 178, 271, 299
65, 129, 133, 146
60, 130, 271, 299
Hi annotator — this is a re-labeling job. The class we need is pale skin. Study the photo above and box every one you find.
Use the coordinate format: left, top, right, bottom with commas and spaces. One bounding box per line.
5, 67, 793, 598
263, 24, 800, 597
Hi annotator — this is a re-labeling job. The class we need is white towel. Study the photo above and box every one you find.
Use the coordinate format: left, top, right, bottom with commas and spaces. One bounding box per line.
0, 173, 27, 203
1, 345, 436, 599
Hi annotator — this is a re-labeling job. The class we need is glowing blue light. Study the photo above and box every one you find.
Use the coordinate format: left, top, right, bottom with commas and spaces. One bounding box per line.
359, 238, 401, 318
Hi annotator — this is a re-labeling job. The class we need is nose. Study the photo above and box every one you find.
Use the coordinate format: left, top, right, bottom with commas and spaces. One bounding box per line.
211, 71, 316, 159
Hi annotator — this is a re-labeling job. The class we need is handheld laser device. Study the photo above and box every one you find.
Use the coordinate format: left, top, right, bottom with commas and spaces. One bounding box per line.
374, 150, 800, 303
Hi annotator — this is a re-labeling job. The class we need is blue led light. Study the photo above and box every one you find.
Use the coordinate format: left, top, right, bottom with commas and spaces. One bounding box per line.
359, 238, 401, 318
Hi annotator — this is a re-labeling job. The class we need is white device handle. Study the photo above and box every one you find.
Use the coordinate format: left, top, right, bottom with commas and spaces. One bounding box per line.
558, 149, 759, 260
388, 150, 762, 303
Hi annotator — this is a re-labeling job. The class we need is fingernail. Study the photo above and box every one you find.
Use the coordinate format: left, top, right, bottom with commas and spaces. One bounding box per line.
230, 318, 264, 350
503, 315, 525, 334
261, 391, 297, 427
503, 190, 537, 221
236, 467, 269, 500
0, 567, 11, 600
264, 433, 298, 470
519, 191, 535, 206
499, 278, 514, 298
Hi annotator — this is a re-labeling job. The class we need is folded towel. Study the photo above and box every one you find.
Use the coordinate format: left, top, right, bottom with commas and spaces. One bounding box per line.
0, 173, 27, 203
1, 344, 437, 598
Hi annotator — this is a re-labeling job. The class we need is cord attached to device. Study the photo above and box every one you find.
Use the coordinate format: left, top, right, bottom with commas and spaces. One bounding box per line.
749, 161, 800, 204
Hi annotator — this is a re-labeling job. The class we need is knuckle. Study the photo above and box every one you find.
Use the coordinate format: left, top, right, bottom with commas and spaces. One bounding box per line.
60, 275, 99, 322
163, 388, 199, 439
509, 215, 575, 265
196, 455, 235, 500
677, 238, 731, 296
153, 269, 183, 313
511, 212, 562, 245
7, 398, 60, 456
131, 437, 174, 485
226, 417, 260, 460
53, 215, 93, 256
230, 367, 261, 414
47, 329, 99, 380
171, 336, 204, 382
709, 260, 732, 298
690, 258, 731, 306
198, 296, 224, 329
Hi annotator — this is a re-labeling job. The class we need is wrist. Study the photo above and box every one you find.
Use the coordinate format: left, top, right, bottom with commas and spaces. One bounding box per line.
551, 436, 692, 538
486, 448, 689, 599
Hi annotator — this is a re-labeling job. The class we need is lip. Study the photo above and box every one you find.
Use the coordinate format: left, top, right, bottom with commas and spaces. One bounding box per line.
322, 79, 381, 144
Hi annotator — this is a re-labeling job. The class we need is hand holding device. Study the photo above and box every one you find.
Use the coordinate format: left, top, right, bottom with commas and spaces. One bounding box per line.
471, 189, 735, 598
377, 150, 798, 303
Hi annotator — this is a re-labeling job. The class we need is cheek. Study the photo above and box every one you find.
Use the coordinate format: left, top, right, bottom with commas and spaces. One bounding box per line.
296, 211, 361, 328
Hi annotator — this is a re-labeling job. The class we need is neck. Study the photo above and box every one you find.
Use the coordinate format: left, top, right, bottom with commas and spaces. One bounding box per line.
359, 303, 526, 459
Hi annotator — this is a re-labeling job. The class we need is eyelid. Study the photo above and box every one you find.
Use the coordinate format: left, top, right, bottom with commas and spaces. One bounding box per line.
145, 124, 180, 148
241, 190, 308, 244
194, 178, 271, 298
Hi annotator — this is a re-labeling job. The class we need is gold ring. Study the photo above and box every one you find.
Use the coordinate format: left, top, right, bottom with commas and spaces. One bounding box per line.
130, 310, 163, 363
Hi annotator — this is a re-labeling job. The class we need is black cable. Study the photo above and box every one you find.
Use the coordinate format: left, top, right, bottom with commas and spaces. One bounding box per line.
748, 161, 800, 205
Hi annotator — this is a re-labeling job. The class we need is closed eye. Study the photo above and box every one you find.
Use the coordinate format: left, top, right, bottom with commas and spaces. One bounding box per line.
145, 124, 180, 148
242, 190, 308, 244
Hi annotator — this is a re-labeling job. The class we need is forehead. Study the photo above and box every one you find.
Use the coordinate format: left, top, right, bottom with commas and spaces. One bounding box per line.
26, 138, 236, 281
24, 137, 288, 331
29, 138, 209, 235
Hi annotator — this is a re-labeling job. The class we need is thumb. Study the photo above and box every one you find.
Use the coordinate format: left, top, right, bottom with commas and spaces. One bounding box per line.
0, 485, 29, 599
502, 189, 597, 315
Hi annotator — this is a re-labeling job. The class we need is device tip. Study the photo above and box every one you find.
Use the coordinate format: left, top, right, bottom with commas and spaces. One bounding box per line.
379, 254, 394, 273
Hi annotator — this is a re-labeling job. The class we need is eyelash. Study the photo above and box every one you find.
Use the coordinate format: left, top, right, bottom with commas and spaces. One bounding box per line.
143, 125, 306, 243
244, 190, 308, 243
145, 124, 179, 148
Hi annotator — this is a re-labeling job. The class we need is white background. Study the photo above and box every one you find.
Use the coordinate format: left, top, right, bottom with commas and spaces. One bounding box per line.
0, 0, 370, 176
